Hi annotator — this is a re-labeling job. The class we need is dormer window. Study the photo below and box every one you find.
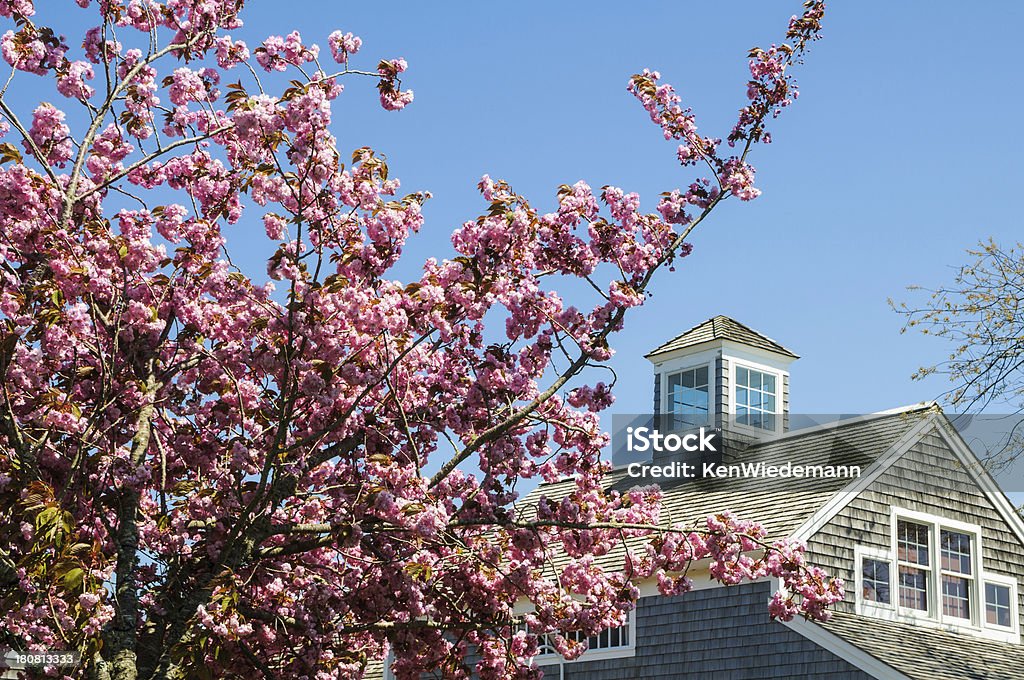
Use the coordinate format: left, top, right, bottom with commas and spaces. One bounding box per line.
861, 556, 891, 605
940, 529, 974, 620
666, 366, 709, 430
855, 508, 1020, 642
734, 365, 778, 430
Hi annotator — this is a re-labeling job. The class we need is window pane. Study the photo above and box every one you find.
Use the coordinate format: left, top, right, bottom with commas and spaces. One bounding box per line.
584, 625, 630, 651
669, 368, 710, 429
680, 370, 694, 389
941, 530, 972, 575
862, 558, 891, 604
683, 388, 708, 413
986, 583, 1012, 628
897, 521, 930, 566
733, 368, 777, 430
942, 575, 971, 620
899, 566, 929, 611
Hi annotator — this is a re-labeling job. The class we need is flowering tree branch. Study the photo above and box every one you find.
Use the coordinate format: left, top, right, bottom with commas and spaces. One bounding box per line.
0, 2, 833, 679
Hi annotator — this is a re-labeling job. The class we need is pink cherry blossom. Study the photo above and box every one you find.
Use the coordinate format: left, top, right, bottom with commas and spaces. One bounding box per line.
26, 102, 72, 166
0, 0, 34, 18
328, 30, 362, 64
255, 30, 319, 72
215, 34, 250, 69
378, 57, 414, 110
56, 59, 95, 100
82, 26, 121, 64
1, 26, 66, 74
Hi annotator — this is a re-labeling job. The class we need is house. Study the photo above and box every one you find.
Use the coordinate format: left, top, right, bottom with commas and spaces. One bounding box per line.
373, 316, 1024, 679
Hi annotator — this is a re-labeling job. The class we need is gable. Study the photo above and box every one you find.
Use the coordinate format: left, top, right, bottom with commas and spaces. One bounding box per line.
799, 425, 1024, 677
805, 427, 1024, 616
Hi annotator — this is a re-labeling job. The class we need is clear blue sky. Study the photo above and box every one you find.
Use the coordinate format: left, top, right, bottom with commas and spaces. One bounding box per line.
228, 1, 1022, 416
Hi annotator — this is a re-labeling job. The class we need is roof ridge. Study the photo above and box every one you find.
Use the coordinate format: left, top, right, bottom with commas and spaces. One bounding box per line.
645, 315, 799, 359
721, 315, 792, 352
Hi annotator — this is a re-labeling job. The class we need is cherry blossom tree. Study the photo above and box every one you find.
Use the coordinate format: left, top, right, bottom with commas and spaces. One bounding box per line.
0, 1, 837, 679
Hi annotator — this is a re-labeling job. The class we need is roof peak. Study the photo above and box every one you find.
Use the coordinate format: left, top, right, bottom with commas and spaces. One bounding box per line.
645, 315, 799, 360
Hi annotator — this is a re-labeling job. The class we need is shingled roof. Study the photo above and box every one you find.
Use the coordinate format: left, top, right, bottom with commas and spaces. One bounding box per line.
518, 408, 931, 572
645, 315, 799, 360
823, 611, 1024, 679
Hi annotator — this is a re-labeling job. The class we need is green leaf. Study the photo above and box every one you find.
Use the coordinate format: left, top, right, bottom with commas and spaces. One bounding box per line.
61, 567, 85, 591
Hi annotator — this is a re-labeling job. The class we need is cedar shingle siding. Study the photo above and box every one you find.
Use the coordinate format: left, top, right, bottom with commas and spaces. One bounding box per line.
806, 427, 1024, 678
556, 582, 868, 679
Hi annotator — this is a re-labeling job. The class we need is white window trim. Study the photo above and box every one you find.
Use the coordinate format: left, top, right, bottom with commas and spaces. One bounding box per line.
729, 359, 783, 435
854, 545, 895, 614
662, 361, 715, 429
853, 507, 1019, 643
890, 507, 981, 624
982, 571, 1020, 633
532, 609, 636, 666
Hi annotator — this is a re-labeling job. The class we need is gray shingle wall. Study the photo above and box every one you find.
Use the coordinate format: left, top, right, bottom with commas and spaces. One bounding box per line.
806, 428, 1024, 625
653, 373, 660, 415
555, 582, 870, 679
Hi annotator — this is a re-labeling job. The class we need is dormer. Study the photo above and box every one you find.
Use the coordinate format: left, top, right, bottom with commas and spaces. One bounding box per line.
645, 316, 798, 436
